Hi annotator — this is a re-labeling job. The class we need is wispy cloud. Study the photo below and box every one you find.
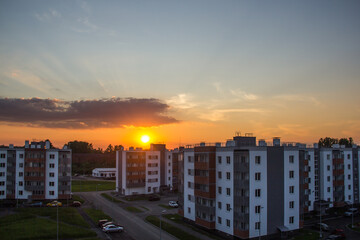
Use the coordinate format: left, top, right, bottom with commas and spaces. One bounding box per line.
0, 98, 178, 129
199, 108, 265, 122
273, 94, 321, 106
35, 9, 61, 22
6, 69, 51, 94
230, 89, 258, 101
167, 94, 197, 109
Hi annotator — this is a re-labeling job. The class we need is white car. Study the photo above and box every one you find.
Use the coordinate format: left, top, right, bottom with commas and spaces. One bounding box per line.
344, 208, 358, 217
168, 201, 178, 208
102, 224, 124, 233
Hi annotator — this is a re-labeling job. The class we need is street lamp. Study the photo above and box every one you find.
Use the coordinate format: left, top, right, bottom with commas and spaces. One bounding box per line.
160, 210, 166, 240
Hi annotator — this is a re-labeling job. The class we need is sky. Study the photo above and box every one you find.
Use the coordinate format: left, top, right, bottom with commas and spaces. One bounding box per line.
0, 0, 360, 149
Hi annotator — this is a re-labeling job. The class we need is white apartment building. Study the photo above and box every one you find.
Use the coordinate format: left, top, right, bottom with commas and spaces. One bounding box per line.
0, 140, 72, 200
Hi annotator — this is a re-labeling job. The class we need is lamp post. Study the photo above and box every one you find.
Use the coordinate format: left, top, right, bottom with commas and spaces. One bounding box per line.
160, 210, 166, 240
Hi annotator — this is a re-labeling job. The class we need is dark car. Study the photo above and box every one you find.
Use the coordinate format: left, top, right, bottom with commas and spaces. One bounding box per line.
331, 229, 345, 238
148, 194, 160, 201
98, 219, 109, 227
70, 201, 81, 207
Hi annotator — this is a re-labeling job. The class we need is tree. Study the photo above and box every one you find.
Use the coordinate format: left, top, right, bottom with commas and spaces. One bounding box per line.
339, 137, 354, 148
67, 141, 94, 153
105, 144, 114, 154
318, 137, 353, 148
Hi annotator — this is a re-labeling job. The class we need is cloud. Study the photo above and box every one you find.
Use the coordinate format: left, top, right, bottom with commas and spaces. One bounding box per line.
273, 94, 321, 106
167, 94, 197, 109
35, 9, 61, 22
230, 89, 258, 101
0, 97, 178, 129
199, 108, 265, 122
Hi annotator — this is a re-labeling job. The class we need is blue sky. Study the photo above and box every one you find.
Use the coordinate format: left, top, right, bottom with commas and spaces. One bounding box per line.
0, 0, 359, 147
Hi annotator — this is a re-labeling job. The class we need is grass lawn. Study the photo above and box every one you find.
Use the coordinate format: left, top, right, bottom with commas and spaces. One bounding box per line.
164, 214, 222, 240
293, 229, 320, 240
159, 204, 174, 210
0, 211, 96, 240
72, 180, 115, 192
125, 206, 144, 213
101, 193, 124, 203
123, 195, 149, 201
84, 208, 112, 223
17, 207, 90, 228
146, 215, 201, 240
347, 223, 360, 232
141, 206, 150, 211
72, 194, 85, 204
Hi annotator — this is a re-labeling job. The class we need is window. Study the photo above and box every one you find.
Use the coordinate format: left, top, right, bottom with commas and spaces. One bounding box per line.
327, 154, 330, 160
255, 205, 261, 213
327, 187, 331, 192
226, 172, 230, 180
348, 175, 351, 180
327, 176, 330, 182
168, 170, 171, 173
0, 163, 5, 168
218, 186, 222, 194
289, 216, 294, 224
49, 163, 55, 168
0, 172, 5, 177
289, 201, 294, 209
218, 217, 222, 224
218, 171, 222, 179
348, 164, 351, 170
188, 169, 194, 176
218, 202, 222, 209
226, 204, 231, 211
255, 222, 260, 230
0, 154, 5, 158
19, 181, 23, 186
255, 172, 261, 181
349, 195, 351, 200
50, 154, 55, 159
327, 165, 330, 171
19, 154, 24, 158
226, 156, 231, 164
19, 163, 23, 168
289, 155, 294, 163
49, 172, 54, 177
218, 156, 222, 164
0, 181, 4, 186
348, 154, 351, 159
348, 185, 351, 190
255, 156, 261, 164
289, 171, 294, 179
19, 172, 23, 177
18, 190, 23, 196
49, 191, 54, 196
168, 162, 171, 166
188, 156, 193, 163
0, 191, 4, 195
49, 182, 55, 186
188, 207, 191, 213
226, 188, 231, 196
168, 177, 170, 181
255, 189, 261, 197
148, 187, 151, 192
226, 219, 230, 227
289, 186, 294, 194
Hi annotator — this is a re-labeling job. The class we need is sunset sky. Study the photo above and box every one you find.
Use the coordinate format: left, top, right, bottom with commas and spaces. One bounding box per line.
1, 0, 360, 149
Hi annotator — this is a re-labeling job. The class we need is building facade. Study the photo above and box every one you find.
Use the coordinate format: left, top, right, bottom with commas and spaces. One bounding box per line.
0, 140, 72, 200
116, 144, 175, 196
178, 135, 360, 239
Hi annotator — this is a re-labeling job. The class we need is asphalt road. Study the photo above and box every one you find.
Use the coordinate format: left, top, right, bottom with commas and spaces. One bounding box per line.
78, 191, 177, 240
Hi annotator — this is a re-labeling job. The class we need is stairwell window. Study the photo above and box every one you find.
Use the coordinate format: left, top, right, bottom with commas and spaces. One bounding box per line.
255, 156, 261, 165
289, 216, 294, 224
255, 189, 261, 197
289, 171, 294, 179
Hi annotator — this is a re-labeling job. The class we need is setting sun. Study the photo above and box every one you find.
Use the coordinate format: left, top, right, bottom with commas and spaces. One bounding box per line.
141, 135, 150, 143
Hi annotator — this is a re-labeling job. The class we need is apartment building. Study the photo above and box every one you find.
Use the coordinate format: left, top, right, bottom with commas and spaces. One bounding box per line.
0, 140, 72, 200
178, 135, 360, 239
116, 144, 174, 196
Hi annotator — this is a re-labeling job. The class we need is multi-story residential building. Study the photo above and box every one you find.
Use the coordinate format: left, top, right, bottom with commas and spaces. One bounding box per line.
116, 144, 175, 196
178, 135, 360, 239
0, 140, 72, 200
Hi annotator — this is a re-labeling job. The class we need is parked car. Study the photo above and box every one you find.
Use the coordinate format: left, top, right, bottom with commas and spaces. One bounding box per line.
331, 229, 345, 238
148, 194, 160, 201
98, 219, 109, 227
102, 224, 124, 233
344, 208, 358, 217
46, 201, 62, 207
312, 223, 330, 231
23, 202, 43, 207
70, 201, 81, 207
102, 222, 116, 228
168, 201, 178, 208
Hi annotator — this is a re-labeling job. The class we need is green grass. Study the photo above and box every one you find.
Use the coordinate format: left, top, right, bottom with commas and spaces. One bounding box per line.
293, 229, 320, 240
164, 214, 222, 240
84, 208, 112, 223
123, 195, 149, 201
101, 193, 124, 203
0, 212, 96, 240
72, 194, 85, 204
347, 223, 360, 232
146, 215, 201, 240
159, 204, 174, 209
125, 206, 144, 213
72, 180, 115, 192
17, 207, 90, 228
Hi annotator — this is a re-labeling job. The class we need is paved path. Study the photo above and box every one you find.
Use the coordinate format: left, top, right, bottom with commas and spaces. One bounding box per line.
78, 191, 177, 240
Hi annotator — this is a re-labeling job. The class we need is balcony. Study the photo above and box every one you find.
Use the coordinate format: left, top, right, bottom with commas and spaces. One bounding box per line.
333, 169, 344, 176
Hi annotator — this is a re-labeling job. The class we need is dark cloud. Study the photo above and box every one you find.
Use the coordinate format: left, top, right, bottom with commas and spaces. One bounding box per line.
0, 97, 179, 129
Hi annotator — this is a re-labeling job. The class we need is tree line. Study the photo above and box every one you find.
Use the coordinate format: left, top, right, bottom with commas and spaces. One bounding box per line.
66, 141, 123, 154
318, 137, 354, 148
